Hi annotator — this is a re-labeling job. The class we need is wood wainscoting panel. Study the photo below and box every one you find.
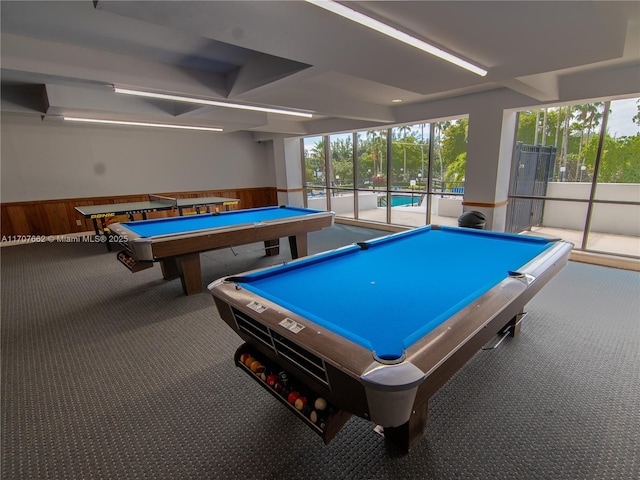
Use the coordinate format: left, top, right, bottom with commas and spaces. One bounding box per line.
1, 187, 277, 237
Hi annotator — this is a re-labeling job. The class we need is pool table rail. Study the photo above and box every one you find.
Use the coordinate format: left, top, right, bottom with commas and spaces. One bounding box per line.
393, 239, 573, 451
112, 211, 334, 261
404, 241, 574, 382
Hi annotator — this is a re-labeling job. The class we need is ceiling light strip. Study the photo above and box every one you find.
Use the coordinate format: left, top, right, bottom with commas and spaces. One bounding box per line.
305, 0, 487, 77
63, 116, 223, 132
114, 87, 313, 118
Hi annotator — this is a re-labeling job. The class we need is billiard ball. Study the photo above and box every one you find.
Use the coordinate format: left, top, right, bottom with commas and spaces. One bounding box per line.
266, 374, 278, 387
294, 396, 307, 410
301, 404, 312, 418
310, 410, 319, 424
244, 356, 255, 368
239, 353, 250, 364
281, 385, 290, 398
249, 360, 262, 373
274, 381, 284, 394
316, 413, 328, 430
287, 391, 300, 405
310, 411, 327, 428
277, 371, 289, 384
314, 397, 328, 411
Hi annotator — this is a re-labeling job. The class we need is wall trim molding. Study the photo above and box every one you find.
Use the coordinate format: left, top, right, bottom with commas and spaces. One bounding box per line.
461, 200, 509, 208
277, 187, 304, 193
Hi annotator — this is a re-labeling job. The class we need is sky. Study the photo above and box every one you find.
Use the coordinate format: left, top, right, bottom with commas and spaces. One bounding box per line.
607, 98, 639, 138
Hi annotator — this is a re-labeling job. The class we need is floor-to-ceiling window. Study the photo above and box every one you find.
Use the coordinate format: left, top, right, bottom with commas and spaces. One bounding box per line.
590, 98, 640, 256
509, 97, 640, 258
303, 136, 327, 211
302, 118, 468, 229
328, 133, 354, 218
355, 129, 388, 222
431, 119, 467, 227
389, 123, 429, 226
302, 97, 638, 260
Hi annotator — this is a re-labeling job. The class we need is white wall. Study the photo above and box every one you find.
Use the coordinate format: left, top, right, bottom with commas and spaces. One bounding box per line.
307, 191, 378, 213
1, 114, 275, 202
543, 182, 640, 235
271, 136, 305, 207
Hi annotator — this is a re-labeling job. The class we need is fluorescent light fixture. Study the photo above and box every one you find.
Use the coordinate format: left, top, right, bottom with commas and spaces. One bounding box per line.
63, 116, 223, 132
114, 87, 313, 118
305, 0, 487, 77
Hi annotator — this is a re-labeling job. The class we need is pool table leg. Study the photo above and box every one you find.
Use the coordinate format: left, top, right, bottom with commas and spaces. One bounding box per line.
264, 239, 280, 256
160, 258, 180, 280
288, 233, 308, 259
160, 254, 203, 295
178, 253, 202, 295
263, 234, 308, 258
507, 312, 527, 337
383, 401, 428, 452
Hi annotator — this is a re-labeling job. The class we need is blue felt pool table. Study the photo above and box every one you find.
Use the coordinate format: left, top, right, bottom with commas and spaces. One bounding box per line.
208, 225, 573, 451
107, 206, 334, 295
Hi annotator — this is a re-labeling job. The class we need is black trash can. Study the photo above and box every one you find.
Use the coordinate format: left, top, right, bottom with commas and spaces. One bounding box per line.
458, 211, 486, 229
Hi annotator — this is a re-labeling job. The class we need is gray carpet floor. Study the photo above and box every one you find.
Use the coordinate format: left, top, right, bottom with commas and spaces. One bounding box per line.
1, 224, 639, 479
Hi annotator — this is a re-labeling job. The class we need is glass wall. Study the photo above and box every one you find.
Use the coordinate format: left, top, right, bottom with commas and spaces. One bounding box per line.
302, 96, 638, 260
302, 118, 469, 229
588, 98, 640, 256
356, 129, 388, 223
509, 97, 640, 258
303, 136, 327, 212
431, 119, 467, 226
328, 133, 354, 218
389, 124, 429, 226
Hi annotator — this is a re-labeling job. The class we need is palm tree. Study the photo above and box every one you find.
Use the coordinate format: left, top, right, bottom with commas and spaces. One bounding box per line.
397, 125, 412, 180
572, 103, 604, 178
433, 121, 451, 190
310, 139, 325, 185
560, 106, 571, 180
366, 130, 387, 180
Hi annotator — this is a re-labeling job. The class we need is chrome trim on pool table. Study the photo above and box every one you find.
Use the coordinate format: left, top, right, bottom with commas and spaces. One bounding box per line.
231, 306, 331, 388
361, 361, 426, 427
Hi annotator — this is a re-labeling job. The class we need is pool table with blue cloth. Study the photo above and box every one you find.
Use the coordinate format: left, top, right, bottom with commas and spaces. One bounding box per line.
107, 206, 334, 295
208, 225, 573, 451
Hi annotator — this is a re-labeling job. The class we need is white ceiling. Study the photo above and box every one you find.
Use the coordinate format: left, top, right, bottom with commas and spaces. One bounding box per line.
2, 1, 639, 136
